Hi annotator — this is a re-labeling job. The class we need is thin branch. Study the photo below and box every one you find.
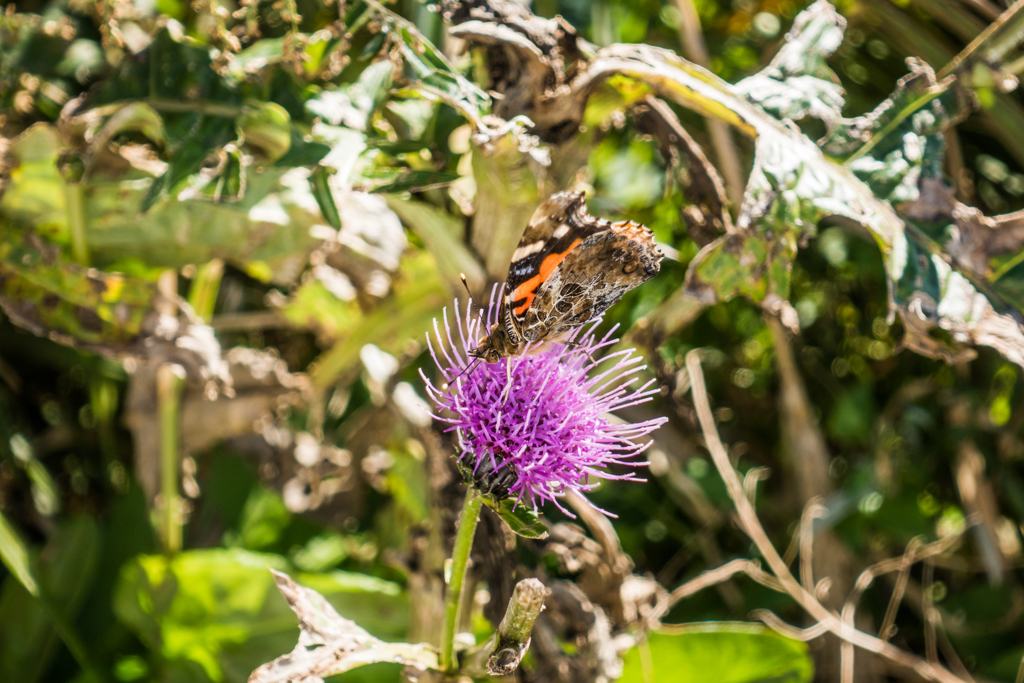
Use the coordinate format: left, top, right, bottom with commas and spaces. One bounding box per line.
841, 536, 920, 683
667, 558, 785, 610
146, 98, 245, 117
923, 559, 938, 663
841, 635, 855, 683
782, 523, 801, 569
938, 627, 976, 683
879, 538, 924, 642
742, 467, 770, 507
685, 351, 967, 683
798, 500, 826, 595
157, 362, 185, 555
671, 0, 745, 208
567, 490, 632, 576
211, 311, 289, 332
939, 0, 1024, 78
955, 439, 1007, 585
65, 183, 89, 266
957, 0, 1003, 22
749, 610, 830, 642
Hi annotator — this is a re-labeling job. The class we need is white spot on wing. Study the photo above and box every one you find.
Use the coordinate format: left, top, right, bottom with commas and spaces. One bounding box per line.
552, 224, 570, 239
511, 240, 546, 262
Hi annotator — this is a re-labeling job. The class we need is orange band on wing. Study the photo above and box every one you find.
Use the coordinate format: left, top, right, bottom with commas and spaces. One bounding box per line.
511, 238, 582, 316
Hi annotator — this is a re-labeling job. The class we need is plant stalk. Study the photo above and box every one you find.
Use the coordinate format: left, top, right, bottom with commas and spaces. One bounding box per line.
188, 259, 225, 323
65, 183, 89, 266
462, 578, 547, 677
938, 0, 1024, 78
145, 98, 244, 117
440, 487, 483, 672
157, 363, 185, 555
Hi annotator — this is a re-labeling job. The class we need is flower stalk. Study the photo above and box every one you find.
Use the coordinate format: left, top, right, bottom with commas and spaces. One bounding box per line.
157, 362, 185, 554
440, 487, 484, 672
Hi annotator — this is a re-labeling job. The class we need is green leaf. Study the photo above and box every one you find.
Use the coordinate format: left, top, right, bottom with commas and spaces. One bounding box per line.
81, 102, 166, 179
113, 549, 411, 682
1, 125, 327, 285
0, 125, 69, 244
140, 115, 236, 212
308, 60, 395, 133
114, 549, 289, 681
0, 512, 38, 597
273, 130, 331, 168
0, 518, 102, 683
310, 166, 342, 231
227, 38, 285, 81
619, 624, 814, 683
386, 12, 490, 125
589, 0, 1024, 367
301, 250, 449, 388
384, 196, 485, 293
486, 499, 548, 539
0, 225, 161, 348
237, 101, 292, 162
358, 169, 460, 194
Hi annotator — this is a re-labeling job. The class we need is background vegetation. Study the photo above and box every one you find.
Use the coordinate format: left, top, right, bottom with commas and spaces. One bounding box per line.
1, 0, 1024, 681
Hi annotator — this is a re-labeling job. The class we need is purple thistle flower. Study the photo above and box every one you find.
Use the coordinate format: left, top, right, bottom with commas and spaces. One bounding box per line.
420, 287, 668, 515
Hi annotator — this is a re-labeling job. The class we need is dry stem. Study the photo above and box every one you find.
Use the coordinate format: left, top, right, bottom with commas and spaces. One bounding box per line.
683, 351, 968, 683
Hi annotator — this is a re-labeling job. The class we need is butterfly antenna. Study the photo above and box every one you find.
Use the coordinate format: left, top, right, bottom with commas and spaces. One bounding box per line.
459, 273, 473, 298
447, 357, 481, 386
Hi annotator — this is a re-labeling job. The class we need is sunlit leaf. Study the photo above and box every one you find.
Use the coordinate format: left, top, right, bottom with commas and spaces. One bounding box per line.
237, 101, 292, 162
114, 550, 411, 682
384, 196, 485, 292
619, 624, 813, 683
0, 512, 38, 597
299, 250, 448, 388
1, 126, 325, 285
586, 1, 1024, 367
486, 499, 548, 539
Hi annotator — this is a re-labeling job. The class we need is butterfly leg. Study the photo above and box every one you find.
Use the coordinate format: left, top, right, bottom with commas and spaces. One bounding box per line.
562, 340, 596, 365
499, 357, 514, 404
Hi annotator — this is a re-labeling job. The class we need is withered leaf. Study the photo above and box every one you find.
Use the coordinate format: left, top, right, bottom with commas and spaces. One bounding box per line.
248, 570, 438, 683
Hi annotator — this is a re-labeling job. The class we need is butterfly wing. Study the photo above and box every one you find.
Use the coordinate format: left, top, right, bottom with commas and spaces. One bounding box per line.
504, 191, 663, 345
517, 220, 662, 342
501, 191, 611, 342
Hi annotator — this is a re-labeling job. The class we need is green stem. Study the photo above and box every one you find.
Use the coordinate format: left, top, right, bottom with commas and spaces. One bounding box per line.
991, 245, 1024, 283
938, 1, 1024, 79
157, 364, 185, 555
145, 98, 244, 117
65, 183, 89, 266
440, 487, 484, 672
188, 259, 225, 323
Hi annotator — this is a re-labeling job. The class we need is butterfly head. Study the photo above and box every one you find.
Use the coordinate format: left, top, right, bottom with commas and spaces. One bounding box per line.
469, 322, 520, 364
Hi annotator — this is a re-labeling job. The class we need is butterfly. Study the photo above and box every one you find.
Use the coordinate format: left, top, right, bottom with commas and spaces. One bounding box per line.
468, 191, 663, 364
